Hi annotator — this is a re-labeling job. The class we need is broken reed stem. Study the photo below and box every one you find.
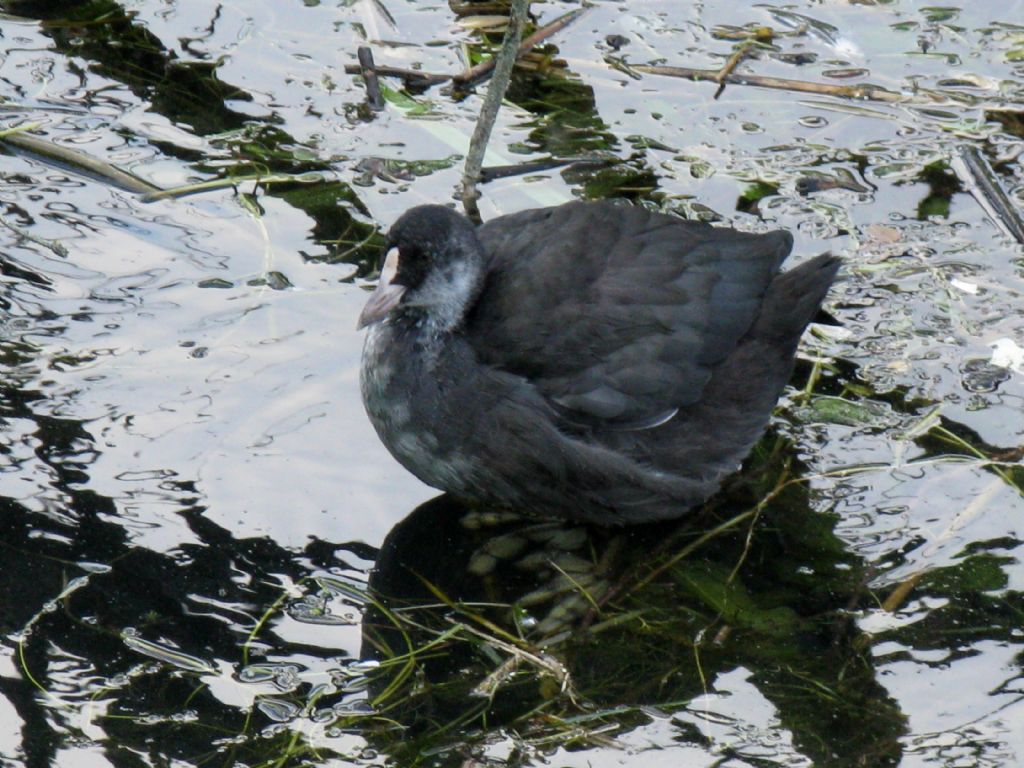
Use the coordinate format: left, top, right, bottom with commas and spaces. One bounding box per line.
460, 0, 531, 221
341, 63, 451, 87
713, 44, 752, 100
452, 7, 587, 88
954, 145, 1024, 245
357, 46, 385, 111
341, 7, 585, 93
0, 129, 159, 194
479, 155, 618, 183
633, 63, 907, 103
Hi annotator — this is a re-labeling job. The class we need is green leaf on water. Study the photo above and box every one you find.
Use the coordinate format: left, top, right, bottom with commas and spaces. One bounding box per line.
671, 562, 802, 636
380, 84, 433, 116
740, 181, 778, 203
794, 395, 896, 428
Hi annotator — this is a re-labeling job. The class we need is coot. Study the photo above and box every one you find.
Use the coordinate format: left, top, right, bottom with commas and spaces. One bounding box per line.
358, 201, 839, 525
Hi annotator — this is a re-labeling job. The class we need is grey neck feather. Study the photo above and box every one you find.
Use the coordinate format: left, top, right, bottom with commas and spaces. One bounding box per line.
403, 258, 482, 334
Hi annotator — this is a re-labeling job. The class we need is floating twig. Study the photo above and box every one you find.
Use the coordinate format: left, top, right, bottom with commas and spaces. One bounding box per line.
881, 571, 925, 614
952, 145, 1024, 245
714, 46, 748, 99
604, 56, 642, 81
0, 128, 159, 194
452, 7, 587, 89
631, 63, 908, 104
342, 7, 586, 93
371, 0, 397, 28
0, 214, 68, 259
460, 0, 530, 220
479, 155, 619, 184
140, 172, 326, 202
357, 46, 386, 112
341, 63, 451, 88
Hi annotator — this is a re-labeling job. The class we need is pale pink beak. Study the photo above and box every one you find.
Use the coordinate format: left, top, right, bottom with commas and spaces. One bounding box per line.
357, 248, 405, 329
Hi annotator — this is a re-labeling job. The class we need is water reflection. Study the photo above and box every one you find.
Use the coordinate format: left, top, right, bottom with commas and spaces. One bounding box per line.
0, 466, 375, 765
0, 395, 911, 768
359, 441, 906, 767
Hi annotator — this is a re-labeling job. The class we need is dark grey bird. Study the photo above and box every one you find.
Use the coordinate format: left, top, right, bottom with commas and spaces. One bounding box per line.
358, 201, 839, 525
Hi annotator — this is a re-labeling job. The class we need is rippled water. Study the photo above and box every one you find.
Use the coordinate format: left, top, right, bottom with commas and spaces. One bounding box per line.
1, 1, 1023, 766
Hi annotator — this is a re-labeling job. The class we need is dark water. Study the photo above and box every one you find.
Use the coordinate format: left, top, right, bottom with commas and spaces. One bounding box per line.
1, 1, 1023, 766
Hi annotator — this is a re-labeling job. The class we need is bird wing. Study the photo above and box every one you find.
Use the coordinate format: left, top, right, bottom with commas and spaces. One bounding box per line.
465, 201, 793, 426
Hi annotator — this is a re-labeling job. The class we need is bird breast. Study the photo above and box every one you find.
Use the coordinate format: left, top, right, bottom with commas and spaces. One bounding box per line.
360, 322, 468, 492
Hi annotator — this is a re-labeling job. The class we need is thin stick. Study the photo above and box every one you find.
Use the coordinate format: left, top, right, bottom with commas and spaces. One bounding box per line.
953, 145, 1024, 245
632, 63, 908, 103
881, 571, 925, 613
0, 214, 68, 258
342, 63, 451, 87
357, 46, 385, 111
452, 7, 587, 88
370, 0, 397, 28
460, 0, 530, 221
0, 129, 160, 194
341, 6, 586, 93
479, 155, 618, 183
140, 172, 325, 202
713, 45, 752, 100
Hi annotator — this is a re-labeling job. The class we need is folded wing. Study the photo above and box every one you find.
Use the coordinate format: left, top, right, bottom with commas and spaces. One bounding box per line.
467, 201, 794, 426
